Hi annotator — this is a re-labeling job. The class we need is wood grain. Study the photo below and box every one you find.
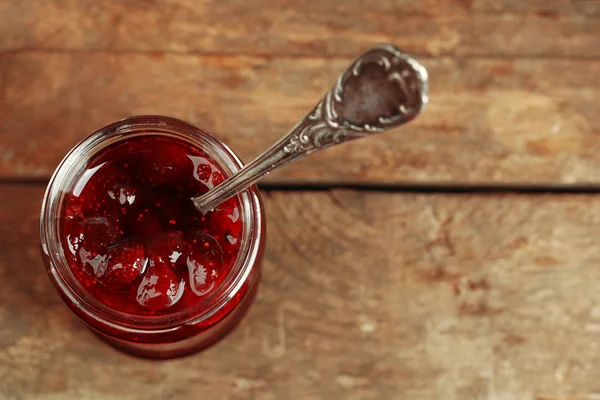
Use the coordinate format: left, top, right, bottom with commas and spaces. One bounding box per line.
1, 53, 599, 184
1, 0, 599, 58
2, 185, 600, 399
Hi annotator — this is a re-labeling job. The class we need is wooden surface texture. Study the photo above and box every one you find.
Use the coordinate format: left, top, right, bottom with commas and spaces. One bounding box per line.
0, 0, 599, 184
2, 186, 600, 400
1, 1, 599, 399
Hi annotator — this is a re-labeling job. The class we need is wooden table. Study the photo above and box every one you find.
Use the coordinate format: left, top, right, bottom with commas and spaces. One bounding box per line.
1, 1, 599, 399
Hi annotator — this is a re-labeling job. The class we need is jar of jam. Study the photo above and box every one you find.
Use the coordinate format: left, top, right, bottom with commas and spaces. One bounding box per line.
40, 115, 266, 358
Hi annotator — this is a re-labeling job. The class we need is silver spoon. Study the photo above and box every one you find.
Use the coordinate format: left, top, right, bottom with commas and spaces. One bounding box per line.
192, 44, 429, 213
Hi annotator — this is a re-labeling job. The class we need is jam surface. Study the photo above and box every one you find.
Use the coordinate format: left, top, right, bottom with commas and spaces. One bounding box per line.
60, 135, 242, 316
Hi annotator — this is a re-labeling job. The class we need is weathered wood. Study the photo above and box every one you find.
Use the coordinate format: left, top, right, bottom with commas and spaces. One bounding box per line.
2, 185, 600, 399
1, 53, 599, 185
1, 0, 599, 57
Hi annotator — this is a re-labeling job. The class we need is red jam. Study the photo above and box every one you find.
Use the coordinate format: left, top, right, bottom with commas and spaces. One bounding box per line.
60, 136, 243, 316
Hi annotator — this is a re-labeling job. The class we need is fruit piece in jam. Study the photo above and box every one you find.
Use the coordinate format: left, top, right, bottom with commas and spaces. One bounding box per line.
60, 136, 243, 315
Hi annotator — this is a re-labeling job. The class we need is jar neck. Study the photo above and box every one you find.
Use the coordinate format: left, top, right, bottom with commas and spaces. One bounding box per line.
41, 115, 264, 332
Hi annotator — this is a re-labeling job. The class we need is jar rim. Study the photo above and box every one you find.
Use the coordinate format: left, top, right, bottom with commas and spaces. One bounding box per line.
40, 115, 264, 333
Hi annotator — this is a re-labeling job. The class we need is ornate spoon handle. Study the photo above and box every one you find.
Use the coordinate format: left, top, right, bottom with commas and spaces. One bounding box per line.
192, 44, 428, 212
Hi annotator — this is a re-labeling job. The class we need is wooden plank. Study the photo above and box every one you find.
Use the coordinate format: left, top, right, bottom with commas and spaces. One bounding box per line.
0, 0, 599, 57
2, 185, 600, 399
1, 53, 599, 184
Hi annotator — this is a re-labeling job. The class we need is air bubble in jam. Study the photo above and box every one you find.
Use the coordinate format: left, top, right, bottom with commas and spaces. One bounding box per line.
59, 136, 243, 315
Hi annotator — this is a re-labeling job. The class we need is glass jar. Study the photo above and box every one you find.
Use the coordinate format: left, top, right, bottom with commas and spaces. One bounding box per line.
40, 115, 266, 358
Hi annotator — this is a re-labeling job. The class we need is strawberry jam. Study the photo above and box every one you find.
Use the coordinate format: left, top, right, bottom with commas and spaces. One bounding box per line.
60, 136, 243, 316
42, 116, 265, 358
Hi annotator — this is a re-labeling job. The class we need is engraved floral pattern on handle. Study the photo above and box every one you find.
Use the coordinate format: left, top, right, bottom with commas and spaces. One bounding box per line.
282, 44, 428, 155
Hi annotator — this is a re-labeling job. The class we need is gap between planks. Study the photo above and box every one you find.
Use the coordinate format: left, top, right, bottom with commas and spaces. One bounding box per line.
2, 178, 600, 195
3, 49, 600, 62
